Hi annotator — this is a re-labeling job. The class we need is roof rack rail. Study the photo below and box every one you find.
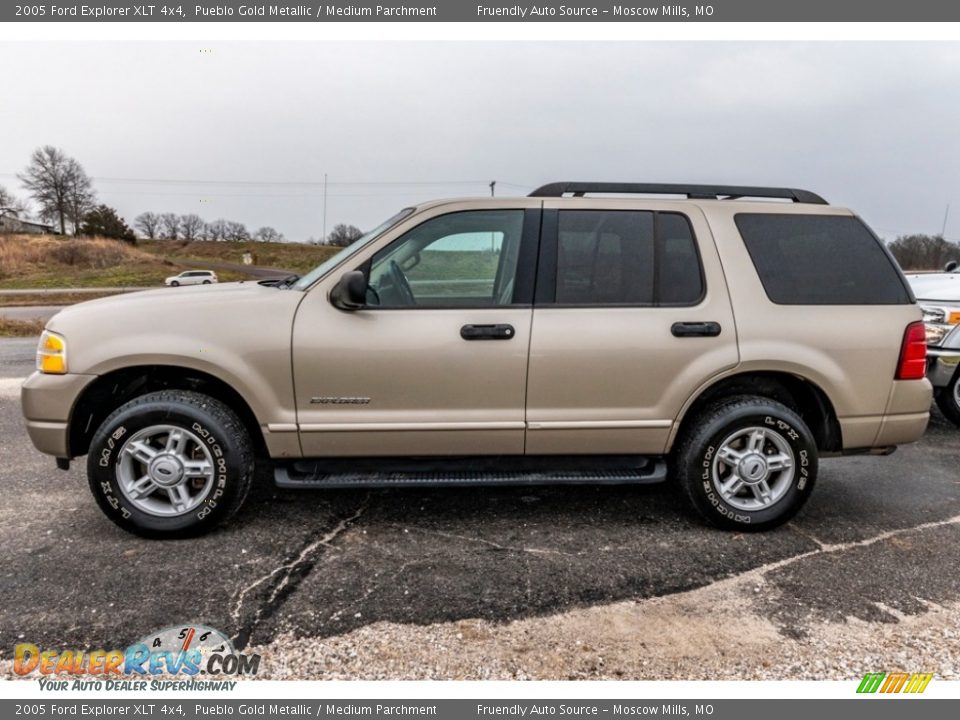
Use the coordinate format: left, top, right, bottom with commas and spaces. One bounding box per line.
527, 182, 828, 205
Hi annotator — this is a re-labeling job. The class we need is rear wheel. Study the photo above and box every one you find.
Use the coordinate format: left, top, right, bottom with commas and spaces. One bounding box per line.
934, 372, 960, 426
674, 395, 818, 531
87, 390, 254, 538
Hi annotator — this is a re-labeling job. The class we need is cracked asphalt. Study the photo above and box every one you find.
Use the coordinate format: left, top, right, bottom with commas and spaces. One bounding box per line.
1, 336, 959, 679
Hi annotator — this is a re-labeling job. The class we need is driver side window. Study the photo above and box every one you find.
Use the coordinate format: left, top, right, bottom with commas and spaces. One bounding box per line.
366, 210, 525, 307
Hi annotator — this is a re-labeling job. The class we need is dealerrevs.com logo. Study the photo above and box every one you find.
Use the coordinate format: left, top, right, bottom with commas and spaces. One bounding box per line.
14, 625, 260, 691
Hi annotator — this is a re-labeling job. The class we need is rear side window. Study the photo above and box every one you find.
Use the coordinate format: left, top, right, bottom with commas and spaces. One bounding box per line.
554, 210, 703, 306
735, 214, 911, 305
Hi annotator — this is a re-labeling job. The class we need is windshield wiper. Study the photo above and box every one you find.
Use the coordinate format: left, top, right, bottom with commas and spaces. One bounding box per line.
258, 274, 300, 289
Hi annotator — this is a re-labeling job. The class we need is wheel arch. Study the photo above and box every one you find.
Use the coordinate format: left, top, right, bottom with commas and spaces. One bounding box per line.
670, 370, 843, 454
68, 365, 268, 459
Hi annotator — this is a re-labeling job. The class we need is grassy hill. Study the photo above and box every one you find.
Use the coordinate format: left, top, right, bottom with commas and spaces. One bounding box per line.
139, 239, 338, 274
0, 235, 340, 290
0, 235, 186, 289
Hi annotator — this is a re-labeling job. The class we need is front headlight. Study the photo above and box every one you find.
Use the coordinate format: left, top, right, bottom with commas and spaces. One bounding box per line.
920, 304, 960, 347
36, 330, 67, 374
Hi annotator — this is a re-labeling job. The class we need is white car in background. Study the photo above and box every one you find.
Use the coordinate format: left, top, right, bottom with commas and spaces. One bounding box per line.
906, 262, 960, 425
165, 270, 218, 287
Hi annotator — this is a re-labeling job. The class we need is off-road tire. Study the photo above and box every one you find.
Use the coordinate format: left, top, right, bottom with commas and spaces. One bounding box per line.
673, 395, 818, 531
87, 390, 254, 538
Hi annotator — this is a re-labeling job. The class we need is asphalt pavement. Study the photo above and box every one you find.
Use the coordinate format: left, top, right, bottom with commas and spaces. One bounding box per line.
0, 337, 958, 673
0, 305, 62, 323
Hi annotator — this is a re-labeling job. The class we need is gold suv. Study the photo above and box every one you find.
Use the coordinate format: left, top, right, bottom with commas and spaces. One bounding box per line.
22, 182, 932, 537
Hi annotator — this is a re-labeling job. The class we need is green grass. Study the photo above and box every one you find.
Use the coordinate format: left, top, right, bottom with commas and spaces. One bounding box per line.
139, 240, 338, 274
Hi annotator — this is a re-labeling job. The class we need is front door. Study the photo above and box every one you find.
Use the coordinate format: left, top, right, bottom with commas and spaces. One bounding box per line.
525, 201, 739, 455
292, 205, 541, 457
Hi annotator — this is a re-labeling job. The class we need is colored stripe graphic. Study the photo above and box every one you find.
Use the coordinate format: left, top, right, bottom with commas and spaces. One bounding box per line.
857, 672, 886, 693
857, 672, 932, 694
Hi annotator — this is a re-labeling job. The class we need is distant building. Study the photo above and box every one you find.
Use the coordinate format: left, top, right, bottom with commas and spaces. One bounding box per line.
0, 211, 56, 235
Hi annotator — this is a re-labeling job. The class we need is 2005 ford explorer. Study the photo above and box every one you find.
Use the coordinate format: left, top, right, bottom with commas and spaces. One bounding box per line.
21, 182, 932, 537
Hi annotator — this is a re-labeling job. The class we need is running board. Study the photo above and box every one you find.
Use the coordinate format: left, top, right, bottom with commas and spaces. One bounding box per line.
274, 459, 667, 489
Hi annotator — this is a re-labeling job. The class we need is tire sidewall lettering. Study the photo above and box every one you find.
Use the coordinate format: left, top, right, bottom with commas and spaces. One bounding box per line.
92, 412, 233, 525
696, 411, 813, 526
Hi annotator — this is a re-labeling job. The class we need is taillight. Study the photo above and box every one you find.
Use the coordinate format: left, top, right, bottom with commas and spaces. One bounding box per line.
896, 321, 928, 380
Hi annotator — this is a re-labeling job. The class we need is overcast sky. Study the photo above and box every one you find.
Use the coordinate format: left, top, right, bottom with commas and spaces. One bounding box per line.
1, 42, 959, 242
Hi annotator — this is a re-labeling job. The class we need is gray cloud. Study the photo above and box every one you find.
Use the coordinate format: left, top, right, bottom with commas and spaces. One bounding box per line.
1, 42, 958, 241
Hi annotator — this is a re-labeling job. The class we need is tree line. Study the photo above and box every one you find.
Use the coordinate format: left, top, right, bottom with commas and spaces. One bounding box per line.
1, 146, 303, 245
133, 212, 284, 243
887, 234, 960, 271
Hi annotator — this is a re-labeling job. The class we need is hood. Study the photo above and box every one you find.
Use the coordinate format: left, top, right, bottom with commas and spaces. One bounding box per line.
50, 281, 273, 325
905, 272, 960, 303
44, 281, 305, 377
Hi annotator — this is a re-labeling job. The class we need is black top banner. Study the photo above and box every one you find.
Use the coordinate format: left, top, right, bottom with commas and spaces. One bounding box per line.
5, 0, 960, 22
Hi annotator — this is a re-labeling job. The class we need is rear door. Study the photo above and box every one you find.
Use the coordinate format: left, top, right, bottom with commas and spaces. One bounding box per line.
525, 200, 739, 455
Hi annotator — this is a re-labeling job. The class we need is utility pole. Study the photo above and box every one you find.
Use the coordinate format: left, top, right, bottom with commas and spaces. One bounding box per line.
489, 181, 497, 252
322, 173, 328, 244
942, 203, 951, 238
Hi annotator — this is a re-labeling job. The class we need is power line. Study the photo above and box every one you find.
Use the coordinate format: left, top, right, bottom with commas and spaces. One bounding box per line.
0, 172, 517, 189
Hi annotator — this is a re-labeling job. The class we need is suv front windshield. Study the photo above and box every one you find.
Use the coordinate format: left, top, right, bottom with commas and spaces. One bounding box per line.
292, 208, 415, 291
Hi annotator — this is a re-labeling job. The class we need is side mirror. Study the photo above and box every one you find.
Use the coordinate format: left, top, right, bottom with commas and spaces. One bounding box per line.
330, 270, 367, 311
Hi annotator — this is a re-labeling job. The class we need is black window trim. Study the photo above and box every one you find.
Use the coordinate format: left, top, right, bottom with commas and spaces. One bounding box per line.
733, 211, 914, 306
535, 208, 707, 308
357, 207, 542, 311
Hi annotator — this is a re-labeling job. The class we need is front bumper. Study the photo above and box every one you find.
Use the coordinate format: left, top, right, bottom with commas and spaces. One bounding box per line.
21, 371, 97, 458
927, 347, 960, 388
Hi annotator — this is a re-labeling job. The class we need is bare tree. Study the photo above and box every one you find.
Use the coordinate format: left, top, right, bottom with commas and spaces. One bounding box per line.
18, 146, 96, 234
206, 219, 228, 242
64, 159, 96, 234
180, 214, 205, 242
160, 212, 181, 240
225, 221, 249, 242
134, 211, 162, 240
254, 226, 284, 243
0, 185, 16, 211
0, 185, 29, 216
888, 234, 960, 270
326, 223, 364, 247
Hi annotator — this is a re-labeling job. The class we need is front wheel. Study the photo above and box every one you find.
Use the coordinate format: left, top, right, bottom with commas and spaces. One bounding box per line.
170, 280, 180, 287
87, 390, 254, 538
934, 371, 960, 426
673, 395, 818, 531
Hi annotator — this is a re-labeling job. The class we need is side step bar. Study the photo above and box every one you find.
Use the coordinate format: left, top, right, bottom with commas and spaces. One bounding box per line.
275, 459, 668, 489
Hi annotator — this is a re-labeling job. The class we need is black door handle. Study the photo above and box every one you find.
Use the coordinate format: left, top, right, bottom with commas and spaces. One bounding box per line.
671, 321, 722, 338
461, 324, 516, 341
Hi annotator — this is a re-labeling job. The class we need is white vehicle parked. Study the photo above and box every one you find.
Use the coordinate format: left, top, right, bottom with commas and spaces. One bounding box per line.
165, 270, 218, 287
906, 262, 960, 425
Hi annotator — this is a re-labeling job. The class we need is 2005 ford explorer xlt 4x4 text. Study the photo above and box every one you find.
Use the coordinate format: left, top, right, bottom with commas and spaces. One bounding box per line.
21, 182, 932, 537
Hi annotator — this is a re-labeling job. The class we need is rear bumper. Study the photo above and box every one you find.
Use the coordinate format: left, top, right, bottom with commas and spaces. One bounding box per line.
927, 347, 960, 388
21, 371, 97, 457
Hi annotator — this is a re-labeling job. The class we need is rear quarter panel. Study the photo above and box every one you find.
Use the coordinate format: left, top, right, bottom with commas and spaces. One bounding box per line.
699, 202, 929, 449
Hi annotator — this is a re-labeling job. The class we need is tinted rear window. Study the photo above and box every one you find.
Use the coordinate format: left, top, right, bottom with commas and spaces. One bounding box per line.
554, 210, 703, 306
735, 214, 910, 305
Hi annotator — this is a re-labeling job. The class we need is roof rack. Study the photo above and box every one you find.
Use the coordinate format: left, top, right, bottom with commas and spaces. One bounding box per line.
527, 182, 828, 205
